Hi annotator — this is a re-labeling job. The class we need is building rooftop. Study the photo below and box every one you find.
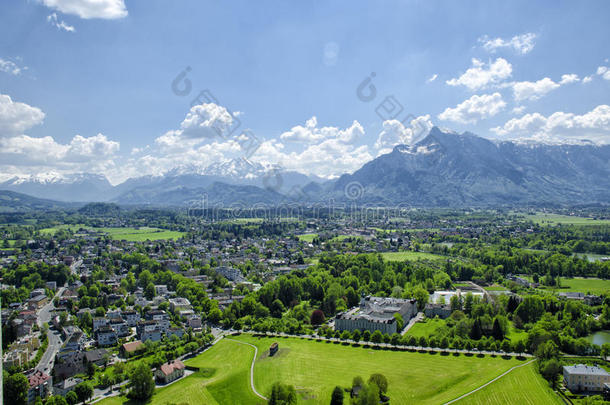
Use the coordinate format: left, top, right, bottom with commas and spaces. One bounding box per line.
564, 364, 610, 376
159, 360, 185, 376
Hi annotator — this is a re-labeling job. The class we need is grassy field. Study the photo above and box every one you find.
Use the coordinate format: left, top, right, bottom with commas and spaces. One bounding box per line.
297, 233, 318, 242
406, 318, 446, 337
454, 361, 562, 405
525, 213, 610, 226
97, 339, 265, 405
381, 251, 446, 261
329, 234, 363, 242
38, 225, 184, 241
528, 277, 610, 296
484, 284, 509, 291
97, 335, 559, 405
238, 334, 526, 405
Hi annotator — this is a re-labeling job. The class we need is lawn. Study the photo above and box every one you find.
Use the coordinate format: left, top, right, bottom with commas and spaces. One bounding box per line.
97, 339, 265, 405
238, 334, 525, 405
381, 251, 446, 261
484, 284, 509, 291
525, 213, 610, 226
297, 233, 318, 242
329, 234, 362, 242
454, 361, 562, 405
39, 225, 185, 241
405, 318, 446, 337
529, 277, 610, 296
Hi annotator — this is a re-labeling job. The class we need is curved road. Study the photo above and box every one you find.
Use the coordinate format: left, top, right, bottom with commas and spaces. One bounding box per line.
225, 338, 268, 402
443, 358, 537, 404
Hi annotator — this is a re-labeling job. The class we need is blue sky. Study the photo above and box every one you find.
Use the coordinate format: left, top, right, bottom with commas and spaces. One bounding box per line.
1, 0, 609, 184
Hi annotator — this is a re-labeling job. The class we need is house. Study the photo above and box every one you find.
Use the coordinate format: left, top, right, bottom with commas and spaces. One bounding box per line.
25, 369, 52, 403
96, 326, 118, 346
335, 296, 418, 335
53, 377, 82, 396
109, 318, 130, 337
93, 317, 109, 332
154, 285, 169, 295
85, 349, 109, 366
166, 328, 185, 339
155, 360, 185, 384
270, 342, 278, 356
424, 303, 452, 319
169, 297, 192, 313
563, 364, 610, 393
120, 340, 145, 357
27, 294, 48, 310
187, 314, 202, 331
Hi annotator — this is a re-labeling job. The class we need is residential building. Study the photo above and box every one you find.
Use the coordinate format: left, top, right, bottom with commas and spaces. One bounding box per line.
169, 297, 192, 313
53, 377, 82, 397
25, 369, 52, 403
563, 364, 610, 393
92, 317, 109, 332
424, 303, 452, 319
155, 360, 185, 384
121, 310, 141, 326
120, 340, 144, 357
96, 326, 118, 346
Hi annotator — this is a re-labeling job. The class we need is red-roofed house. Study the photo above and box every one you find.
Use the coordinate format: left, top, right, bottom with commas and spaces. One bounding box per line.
155, 360, 185, 384
25, 369, 52, 403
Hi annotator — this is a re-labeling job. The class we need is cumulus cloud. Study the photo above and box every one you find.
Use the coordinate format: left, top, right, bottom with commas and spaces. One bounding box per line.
559, 74, 580, 85
0, 94, 46, 136
479, 33, 537, 55
438, 93, 506, 124
374, 115, 434, 153
0, 58, 27, 76
40, 0, 127, 19
512, 77, 560, 101
47, 13, 75, 32
491, 104, 610, 144
279, 116, 364, 144
426, 74, 438, 83
446, 58, 512, 90
597, 66, 610, 81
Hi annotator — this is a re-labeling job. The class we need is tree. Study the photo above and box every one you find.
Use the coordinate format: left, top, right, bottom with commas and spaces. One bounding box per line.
46, 396, 69, 405
514, 340, 526, 355
310, 309, 325, 325
353, 383, 379, 405
539, 359, 562, 388
393, 313, 404, 331
128, 362, 155, 401
330, 386, 344, 405
492, 317, 505, 341
268, 382, 297, 405
4, 371, 29, 405
65, 391, 78, 405
413, 287, 429, 311
352, 329, 361, 342
74, 382, 93, 404
370, 330, 383, 344
368, 373, 388, 394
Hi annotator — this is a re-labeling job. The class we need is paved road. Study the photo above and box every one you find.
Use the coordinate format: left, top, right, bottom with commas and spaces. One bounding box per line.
36, 287, 65, 373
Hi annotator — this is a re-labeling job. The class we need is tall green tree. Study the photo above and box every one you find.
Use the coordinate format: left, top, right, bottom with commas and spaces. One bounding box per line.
4, 371, 29, 405
128, 362, 155, 401
268, 382, 297, 405
330, 386, 344, 405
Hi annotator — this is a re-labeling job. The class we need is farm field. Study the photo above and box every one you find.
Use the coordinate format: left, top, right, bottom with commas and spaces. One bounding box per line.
39, 224, 86, 235
454, 361, 562, 405
297, 233, 318, 242
381, 251, 446, 261
238, 334, 526, 405
524, 212, 610, 226
97, 338, 265, 405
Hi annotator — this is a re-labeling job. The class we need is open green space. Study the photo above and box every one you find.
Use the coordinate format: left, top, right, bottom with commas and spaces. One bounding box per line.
527, 277, 610, 296
38, 225, 184, 241
97, 338, 264, 405
406, 318, 445, 338
237, 334, 525, 405
525, 213, 610, 226
297, 233, 318, 242
329, 234, 363, 242
454, 361, 562, 405
381, 251, 446, 261
484, 284, 509, 291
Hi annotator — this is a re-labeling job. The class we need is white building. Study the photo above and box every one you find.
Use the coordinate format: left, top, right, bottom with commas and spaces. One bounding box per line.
564, 364, 610, 393
335, 296, 418, 335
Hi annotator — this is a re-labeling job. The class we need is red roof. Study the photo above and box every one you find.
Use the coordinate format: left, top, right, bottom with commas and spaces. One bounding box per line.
122, 340, 144, 352
159, 360, 185, 376
27, 370, 51, 388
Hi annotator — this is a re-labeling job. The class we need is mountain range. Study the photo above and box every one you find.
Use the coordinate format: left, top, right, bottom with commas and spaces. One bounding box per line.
1, 127, 609, 208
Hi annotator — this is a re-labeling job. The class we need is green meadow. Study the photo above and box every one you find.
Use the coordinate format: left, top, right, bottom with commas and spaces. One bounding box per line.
381, 251, 446, 261
525, 212, 610, 226
38, 225, 184, 241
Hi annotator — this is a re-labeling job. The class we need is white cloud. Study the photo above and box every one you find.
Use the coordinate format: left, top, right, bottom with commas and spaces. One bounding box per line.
446, 58, 512, 90
40, 0, 127, 19
0, 94, 46, 136
559, 74, 580, 85
491, 104, 610, 144
426, 74, 438, 83
583, 75, 593, 83
512, 77, 560, 101
374, 115, 434, 153
479, 33, 537, 55
279, 116, 364, 144
512, 106, 526, 115
47, 13, 75, 32
438, 93, 506, 124
0, 58, 27, 76
597, 66, 610, 80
